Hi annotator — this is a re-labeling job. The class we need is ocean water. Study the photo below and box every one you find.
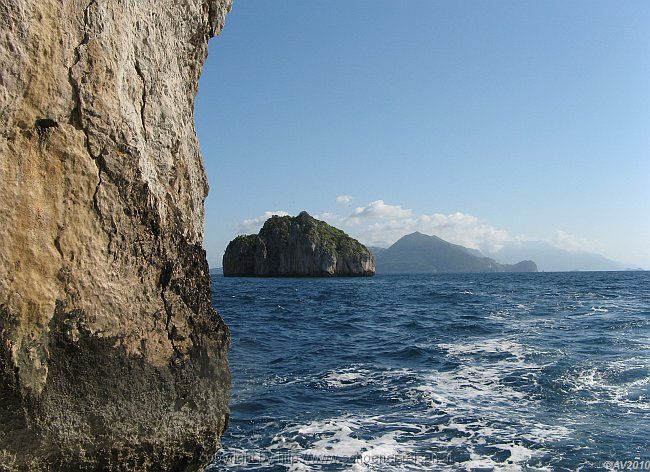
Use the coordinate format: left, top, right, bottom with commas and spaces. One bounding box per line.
208, 272, 650, 471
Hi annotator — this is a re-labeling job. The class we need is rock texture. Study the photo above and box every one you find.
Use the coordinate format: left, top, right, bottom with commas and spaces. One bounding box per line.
0, 1, 232, 470
223, 212, 376, 277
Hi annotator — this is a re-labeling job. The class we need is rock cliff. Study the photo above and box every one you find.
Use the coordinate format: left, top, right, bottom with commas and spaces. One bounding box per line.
0, 0, 232, 469
223, 212, 376, 277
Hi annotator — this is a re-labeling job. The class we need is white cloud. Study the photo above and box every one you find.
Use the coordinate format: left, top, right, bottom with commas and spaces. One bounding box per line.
232, 200, 603, 263
236, 210, 290, 234
238, 199, 507, 251
347, 200, 412, 224
351, 211, 511, 252
336, 200, 508, 250
548, 230, 602, 253
336, 195, 354, 205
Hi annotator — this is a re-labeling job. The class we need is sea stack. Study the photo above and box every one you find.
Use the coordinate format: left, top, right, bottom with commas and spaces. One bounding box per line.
0, 0, 232, 469
223, 212, 376, 277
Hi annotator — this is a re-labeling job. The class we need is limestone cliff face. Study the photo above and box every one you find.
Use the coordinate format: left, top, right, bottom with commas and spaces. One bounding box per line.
0, 1, 232, 469
223, 212, 376, 277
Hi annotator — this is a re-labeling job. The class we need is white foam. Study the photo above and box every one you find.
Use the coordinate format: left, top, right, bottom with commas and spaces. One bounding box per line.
266, 415, 420, 471
408, 338, 573, 469
296, 345, 570, 470
221, 337, 639, 471
323, 368, 371, 388
457, 442, 553, 472
438, 338, 533, 363
559, 358, 650, 412
590, 306, 609, 313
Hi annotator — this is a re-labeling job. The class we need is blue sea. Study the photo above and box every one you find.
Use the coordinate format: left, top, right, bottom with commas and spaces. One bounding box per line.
209, 272, 649, 471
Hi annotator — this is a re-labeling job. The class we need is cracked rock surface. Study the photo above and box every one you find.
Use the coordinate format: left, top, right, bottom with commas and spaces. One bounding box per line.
0, 0, 232, 469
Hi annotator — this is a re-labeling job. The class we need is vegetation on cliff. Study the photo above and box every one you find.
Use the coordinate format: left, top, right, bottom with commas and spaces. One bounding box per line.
224, 212, 375, 277
260, 213, 369, 258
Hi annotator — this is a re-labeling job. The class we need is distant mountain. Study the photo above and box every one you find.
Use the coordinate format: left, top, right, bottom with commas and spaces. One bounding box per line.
367, 246, 387, 258
491, 241, 625, 272
375, 232, 537, 274
461, 246, 484, 257
209, 267, 223, 275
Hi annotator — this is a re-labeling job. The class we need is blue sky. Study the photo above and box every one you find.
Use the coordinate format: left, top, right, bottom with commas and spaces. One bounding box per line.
196, 1, 650, 268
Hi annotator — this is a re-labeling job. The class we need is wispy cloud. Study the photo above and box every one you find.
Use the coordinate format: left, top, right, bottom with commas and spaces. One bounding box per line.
336, 195, 354, 205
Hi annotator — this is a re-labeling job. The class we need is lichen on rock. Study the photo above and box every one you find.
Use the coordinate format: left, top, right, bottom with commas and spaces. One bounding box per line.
223, 212, 376, 277
0, 0, 232, 469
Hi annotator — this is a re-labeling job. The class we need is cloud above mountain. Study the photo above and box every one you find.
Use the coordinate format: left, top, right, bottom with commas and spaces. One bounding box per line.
235, 200, 509, 252
548, 229, 603, 253
349, 209, 510, 252
233, 198, 620, 266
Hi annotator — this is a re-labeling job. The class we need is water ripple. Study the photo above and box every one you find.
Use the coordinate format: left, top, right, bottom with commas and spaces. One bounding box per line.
210, 272, 650, 471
